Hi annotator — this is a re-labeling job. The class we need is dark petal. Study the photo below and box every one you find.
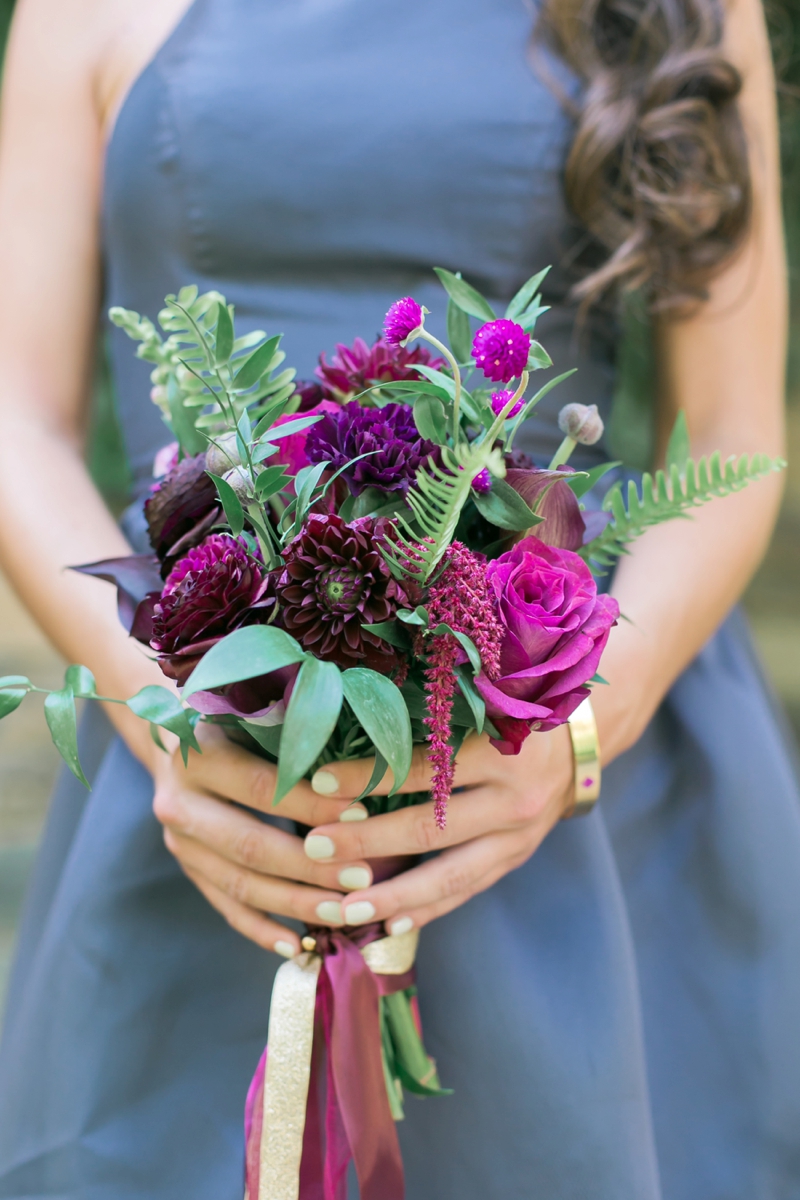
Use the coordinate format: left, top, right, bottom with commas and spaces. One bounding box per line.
73, 554, 164, 633
581, 510, 613, 543
505, 469, 586, 551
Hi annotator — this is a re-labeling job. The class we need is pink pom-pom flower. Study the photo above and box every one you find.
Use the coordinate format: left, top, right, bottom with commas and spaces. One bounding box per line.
472, 319, 531, 384
490, 390, 525, 420
383, 297, 423, 346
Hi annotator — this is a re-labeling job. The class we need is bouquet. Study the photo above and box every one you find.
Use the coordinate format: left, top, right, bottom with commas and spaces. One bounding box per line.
0, 267, 783, 1199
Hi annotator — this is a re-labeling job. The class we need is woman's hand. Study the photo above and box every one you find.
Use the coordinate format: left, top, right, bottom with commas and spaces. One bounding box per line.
150, 723, 378, 958
301, 724, 574, 936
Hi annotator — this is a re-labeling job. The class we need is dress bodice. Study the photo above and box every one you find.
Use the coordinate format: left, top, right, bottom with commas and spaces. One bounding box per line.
102, 0, 616, 488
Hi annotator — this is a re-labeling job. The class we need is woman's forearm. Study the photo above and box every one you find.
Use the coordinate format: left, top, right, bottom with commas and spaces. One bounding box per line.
0, 407, 169, 771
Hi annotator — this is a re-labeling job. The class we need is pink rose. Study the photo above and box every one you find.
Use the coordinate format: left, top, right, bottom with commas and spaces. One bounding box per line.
475, 536, 618, 754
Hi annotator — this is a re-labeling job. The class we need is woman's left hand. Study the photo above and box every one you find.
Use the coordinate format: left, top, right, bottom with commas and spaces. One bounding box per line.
302, 725, 574, 935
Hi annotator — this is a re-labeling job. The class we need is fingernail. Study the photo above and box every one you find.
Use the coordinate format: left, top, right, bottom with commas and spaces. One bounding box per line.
338, 866, 371, 891
305, 835, 335, 860
274, 940, 297, 959
311, 770, 339, 795
344, 901, 376, 926
389, 916, 413, 937
339, 804, 369, 823
316, 900, 343, 924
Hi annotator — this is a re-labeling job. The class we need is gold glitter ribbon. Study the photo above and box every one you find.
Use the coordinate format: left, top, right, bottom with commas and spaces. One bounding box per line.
256, 929, 419, 1200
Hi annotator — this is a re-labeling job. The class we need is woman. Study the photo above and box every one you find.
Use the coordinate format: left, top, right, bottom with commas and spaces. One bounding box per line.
0, 0, 795, 1195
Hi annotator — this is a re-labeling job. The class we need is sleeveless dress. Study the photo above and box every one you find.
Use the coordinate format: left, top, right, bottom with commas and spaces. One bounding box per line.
2, 2, 800, 1197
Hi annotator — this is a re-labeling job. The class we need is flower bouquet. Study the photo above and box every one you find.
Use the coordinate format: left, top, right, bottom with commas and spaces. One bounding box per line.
0, 267, 783, 1199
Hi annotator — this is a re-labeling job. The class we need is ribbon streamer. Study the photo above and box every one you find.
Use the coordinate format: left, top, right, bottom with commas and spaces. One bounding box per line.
245, 927, 419, 1200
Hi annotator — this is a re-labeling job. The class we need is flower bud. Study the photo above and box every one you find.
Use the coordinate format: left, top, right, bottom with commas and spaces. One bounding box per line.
557, 403, 604, 446
222, 465, 254, 502
205, 432, 242, 476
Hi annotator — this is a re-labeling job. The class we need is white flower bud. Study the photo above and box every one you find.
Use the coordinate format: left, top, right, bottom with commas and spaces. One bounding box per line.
222, 465, 254, 501
557, 403, 604, 446
205, 432, 242, 475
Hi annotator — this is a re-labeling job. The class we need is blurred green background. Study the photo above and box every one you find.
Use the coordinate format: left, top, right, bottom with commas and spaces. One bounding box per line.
0, 0, 798, 1005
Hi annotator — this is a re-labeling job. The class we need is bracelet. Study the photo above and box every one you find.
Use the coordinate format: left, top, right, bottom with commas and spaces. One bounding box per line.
563, 697, 601, 818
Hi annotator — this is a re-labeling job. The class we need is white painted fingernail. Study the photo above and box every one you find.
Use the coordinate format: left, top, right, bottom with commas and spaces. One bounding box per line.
338, 866, 371, 891
339, 804, 369, 822
305, 835, 335, 860
316, 900, 343, 924
389, 916, 414, 937
274, 940, 296, 959
311, 770, 339, 795
344, 901, 376, 926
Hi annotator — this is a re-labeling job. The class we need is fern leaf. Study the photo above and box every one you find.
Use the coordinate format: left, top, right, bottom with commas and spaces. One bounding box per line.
583, 452, 785, 570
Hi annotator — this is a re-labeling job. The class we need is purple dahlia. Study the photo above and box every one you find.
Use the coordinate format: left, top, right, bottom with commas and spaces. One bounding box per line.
305, 400, 439, 496
278, 514, 408, 672
150, 534, 276, 684
144, 452, 221, 577
472, 319, 531, 384
316, 336, 444, 399
383, 297, 423, 346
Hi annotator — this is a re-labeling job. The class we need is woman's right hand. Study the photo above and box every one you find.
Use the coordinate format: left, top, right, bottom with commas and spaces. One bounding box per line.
150, 723, 374, 958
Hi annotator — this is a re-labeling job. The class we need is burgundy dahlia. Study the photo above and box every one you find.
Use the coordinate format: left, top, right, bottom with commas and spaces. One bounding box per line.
305, 400, 439, 496
292, 380, 332, 410
316, 336, 444, 399
278, 514, 408, 672
472, 319, 531, 384
383, 297, 423, 346
144, 452, 221, 576
151, 534, 276, 684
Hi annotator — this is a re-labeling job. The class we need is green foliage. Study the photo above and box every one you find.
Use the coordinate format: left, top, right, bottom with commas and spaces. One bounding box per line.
583, 451, 786, 569
341, 668, 413, 794
273, 658, 343, 805
183, 626, 306, 698
44, 684, 88, 787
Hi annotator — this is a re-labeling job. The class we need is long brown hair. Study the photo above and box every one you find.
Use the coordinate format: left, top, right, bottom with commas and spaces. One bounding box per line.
535, 0, 752, 312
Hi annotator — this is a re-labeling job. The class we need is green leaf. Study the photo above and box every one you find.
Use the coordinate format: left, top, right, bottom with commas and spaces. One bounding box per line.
184, 626, 306, 696
354, 750, 388, 802
65, 664, 97, 697
288, 460, 328, 535
413, 395, 447, 444
666, 410, 690, 476
565, 461, 620, 499
252, 442, 280, 464
526, 341, 553, 370
126, 685, 200, 751
214, 301, 234, 364
234, 335, 282, 391
44, 686, 89, 786
342, 668, 413, 794
0, 689, 27, 718
447, 297, 472, 363
455, 666, 485, 734
167, 376, 207, 457
0, 675, 30, 689
255, 464, 291, 498
471, 478, 543, 532
397, 606, 429, 627
431, 624, 482, 673
259, 413, 324, 444
362, 621, 411, 650
207, 471, 245, 536
433, 267, 496, 322
505, 267, 551, 321
241, 720, 282, 758
274, 658, 343, 805
411, 364, 457, 401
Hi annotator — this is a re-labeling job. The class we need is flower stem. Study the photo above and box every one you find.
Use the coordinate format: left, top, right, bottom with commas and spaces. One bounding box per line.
483, 372, 529, 448
416, 331, 463, 445
549, 436, 577, 470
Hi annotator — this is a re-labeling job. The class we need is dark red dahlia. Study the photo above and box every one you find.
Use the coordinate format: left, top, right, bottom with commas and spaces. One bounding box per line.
278, 514, 408, 672
305, 400, 439, 496
144, 452, 220, 577
151, 534, 276, 684
315, 336, 444, 399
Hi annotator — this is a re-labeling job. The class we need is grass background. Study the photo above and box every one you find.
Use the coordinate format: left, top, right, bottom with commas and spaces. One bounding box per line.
0, 2, 798, 1004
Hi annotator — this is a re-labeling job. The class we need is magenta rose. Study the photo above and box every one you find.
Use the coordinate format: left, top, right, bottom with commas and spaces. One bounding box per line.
475, 536, 619, 754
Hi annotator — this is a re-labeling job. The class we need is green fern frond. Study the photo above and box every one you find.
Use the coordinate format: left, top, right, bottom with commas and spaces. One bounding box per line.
583, 451, 785, 569
383, 444, 504, 582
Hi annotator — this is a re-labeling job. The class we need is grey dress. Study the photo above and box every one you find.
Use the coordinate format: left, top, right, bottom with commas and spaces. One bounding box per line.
2, 1, 800, 1197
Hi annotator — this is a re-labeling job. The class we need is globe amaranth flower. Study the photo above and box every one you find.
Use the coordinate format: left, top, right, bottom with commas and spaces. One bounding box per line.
472, 319, 531, 384
145, 452, 221, 577
150, 534, 277, 687
383, 297, 423, 346
471, 468, 492, 495
475, 536, 619, 754
305, 400, 439, 496
491, 390, 524, 420
278, 514, 408, 672
316, 336, 444, 400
